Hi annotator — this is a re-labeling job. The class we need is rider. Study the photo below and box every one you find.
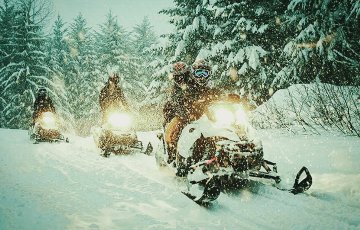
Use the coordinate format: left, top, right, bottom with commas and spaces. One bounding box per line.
99, 73, 129, 123
164, 60, 220, 166
163, 61, 192, 125
32, 88, 56, 126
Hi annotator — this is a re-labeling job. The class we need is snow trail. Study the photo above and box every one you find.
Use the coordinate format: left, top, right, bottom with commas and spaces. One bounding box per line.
1, 128, 359, 229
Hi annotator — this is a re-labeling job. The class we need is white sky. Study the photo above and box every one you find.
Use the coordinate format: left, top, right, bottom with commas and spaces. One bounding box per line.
50, 0, 174, 36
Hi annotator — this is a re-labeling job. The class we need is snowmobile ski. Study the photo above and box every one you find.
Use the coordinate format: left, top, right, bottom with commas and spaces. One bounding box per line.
182, 177, 221, 205
100, 141, 153, 158
270, 166, 312, 194
289, 166, 312, 194
143, 142, 154, 155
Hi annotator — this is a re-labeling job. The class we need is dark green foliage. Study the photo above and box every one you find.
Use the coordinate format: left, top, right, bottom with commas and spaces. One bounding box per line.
159, 0, 214, 64
0, 0, 51, 129
46, 15, 74, 132
0, 0, 358, 133
65, 14, 101, 135
208, 0, 289, 104
159, 0, 359, 107
278, 0, 360, 86
131, 16, 159, 106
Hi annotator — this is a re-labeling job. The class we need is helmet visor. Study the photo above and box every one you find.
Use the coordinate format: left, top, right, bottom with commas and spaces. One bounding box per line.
193, 69, 211, 78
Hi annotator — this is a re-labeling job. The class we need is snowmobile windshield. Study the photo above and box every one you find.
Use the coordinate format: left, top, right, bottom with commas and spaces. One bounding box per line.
193, 69, 211, 78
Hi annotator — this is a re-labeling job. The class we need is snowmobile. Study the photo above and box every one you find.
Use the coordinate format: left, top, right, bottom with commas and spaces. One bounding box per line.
29, 111, 69, 144
92, 110, 153, 157
156, 98, 312, 205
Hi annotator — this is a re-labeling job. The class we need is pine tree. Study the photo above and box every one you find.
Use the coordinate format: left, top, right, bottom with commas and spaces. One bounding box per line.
0, 0, 51, 129
95, 11, 131, 76
208, 0, 288, 104
131, 16, 158, 108
0, 0, 15, 69
0, 0, 16, 126
129, 17, 167, 129
66, 14, 100, 135
47, 15, 75, 132
132, 16, 158, 60
278, 0, 360, 86
159, 0, 214, 64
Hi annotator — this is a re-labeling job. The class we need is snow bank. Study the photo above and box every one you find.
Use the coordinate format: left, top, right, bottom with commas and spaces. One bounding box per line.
251, 83, 360, 136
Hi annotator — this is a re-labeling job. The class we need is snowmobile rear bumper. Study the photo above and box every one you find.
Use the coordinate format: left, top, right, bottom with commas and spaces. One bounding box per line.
99, 130, 143, 156
30, 126, 68, 143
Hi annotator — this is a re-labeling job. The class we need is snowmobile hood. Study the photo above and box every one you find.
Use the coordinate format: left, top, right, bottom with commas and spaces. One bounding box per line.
177, 115, 241, 159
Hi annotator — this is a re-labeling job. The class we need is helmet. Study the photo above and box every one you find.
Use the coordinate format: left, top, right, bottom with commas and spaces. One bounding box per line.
172, 62, 190, 87
191, 59, 211, 85
37, 87, 47, 97
109, 73, 119, 85
172, 62, 190, 75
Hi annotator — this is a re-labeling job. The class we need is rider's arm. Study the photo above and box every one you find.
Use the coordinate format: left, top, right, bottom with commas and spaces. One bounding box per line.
99, 88, 106, 111
48, 98, 56, 113
172, 92, 189, 119
119, 89, 129, 109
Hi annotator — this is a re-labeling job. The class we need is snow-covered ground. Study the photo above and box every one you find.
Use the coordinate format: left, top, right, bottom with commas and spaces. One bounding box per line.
0, 128, 359, 230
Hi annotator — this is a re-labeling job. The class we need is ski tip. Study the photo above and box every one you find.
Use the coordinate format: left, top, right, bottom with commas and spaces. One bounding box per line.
182, 191, 197, 200
181, 189, 218, 207
290, 166, 312, 194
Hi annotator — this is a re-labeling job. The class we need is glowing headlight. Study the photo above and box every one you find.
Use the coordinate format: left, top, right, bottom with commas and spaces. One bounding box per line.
40, 112, 57, 129
213, 108, 236, 126
210, 103, 248, 127
108, 112, 132, 128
